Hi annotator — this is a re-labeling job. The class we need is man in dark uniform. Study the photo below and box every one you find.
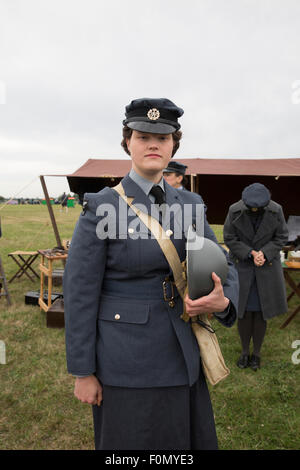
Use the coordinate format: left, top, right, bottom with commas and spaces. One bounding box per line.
163, 160, 188, 189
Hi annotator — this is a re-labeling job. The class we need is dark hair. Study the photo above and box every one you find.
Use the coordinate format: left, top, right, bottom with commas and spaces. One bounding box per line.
121, 126, 182, 157
174, 173, 188, 187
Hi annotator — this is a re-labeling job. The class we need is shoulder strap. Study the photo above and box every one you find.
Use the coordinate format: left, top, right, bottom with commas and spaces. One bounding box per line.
112, 183, 189, 320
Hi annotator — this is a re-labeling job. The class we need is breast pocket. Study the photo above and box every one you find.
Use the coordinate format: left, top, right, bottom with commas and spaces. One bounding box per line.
109, 222, 170, 275
121, 221, 166, 274
110, 226, 153, 274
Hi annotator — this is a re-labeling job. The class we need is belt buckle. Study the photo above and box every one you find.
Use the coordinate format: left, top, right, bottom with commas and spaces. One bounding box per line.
163, 278, 175, 308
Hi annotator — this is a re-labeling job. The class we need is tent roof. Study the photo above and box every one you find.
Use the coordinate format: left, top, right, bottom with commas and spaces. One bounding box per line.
64, 157, 300, 178
42, 157, 300, 225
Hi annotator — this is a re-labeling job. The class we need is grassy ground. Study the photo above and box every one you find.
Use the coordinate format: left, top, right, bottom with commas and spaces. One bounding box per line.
0, 205, 299, 450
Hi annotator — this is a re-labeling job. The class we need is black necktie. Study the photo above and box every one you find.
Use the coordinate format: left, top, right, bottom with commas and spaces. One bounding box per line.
150, 185, 165, 224
150, 185, 165, 205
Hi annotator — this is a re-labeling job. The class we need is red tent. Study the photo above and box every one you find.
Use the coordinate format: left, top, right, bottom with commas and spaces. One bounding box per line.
63, 157, 300, 224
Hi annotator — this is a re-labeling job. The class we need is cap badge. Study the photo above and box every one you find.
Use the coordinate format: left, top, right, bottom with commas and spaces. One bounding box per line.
147, 108, 160, 120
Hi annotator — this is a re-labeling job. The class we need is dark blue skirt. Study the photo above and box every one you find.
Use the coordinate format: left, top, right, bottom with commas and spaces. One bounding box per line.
92, 372, 218, 450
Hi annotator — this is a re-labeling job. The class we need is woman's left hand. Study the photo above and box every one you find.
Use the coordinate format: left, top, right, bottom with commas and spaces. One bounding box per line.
184, 272, 230, 317
253, 250, 266, 267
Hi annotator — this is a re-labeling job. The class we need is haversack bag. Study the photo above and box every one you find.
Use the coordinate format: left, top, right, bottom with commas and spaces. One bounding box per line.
112, 183, 230, 386
190, 316, 230, 385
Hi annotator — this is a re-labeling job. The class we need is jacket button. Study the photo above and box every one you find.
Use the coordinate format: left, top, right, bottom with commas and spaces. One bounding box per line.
114, 314, 121, 320
166, 229, 173, 237
269, 262, 272, 266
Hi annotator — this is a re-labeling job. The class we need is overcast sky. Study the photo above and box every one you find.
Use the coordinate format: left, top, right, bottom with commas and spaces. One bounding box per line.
0, 0, 300, 198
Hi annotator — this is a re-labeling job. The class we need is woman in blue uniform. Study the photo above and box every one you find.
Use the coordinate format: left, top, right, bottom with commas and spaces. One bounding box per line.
63, 98, 239, 450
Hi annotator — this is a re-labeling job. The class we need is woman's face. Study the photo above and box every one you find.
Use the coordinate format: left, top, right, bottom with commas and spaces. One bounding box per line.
163, 172, 183, 188
126, 130, 174, 181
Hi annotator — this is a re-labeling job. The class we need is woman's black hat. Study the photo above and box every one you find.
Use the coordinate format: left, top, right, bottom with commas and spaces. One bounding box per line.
123, 98, 184, 134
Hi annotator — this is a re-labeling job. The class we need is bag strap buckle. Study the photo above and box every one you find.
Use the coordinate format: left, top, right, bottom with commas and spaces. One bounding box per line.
195, 316, 216, 334
163, 277, 175, 303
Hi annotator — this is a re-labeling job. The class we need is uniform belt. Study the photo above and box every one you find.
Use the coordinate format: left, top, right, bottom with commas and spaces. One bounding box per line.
102, 277, 180, 301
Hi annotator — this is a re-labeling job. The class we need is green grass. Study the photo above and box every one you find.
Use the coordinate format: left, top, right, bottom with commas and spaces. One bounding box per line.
0, 205, 299, 450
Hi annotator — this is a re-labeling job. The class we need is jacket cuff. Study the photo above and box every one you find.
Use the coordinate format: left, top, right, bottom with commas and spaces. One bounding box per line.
214, 301, 237, 328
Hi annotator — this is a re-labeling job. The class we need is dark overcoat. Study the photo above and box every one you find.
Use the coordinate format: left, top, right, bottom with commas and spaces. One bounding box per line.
223, 199, 288, 320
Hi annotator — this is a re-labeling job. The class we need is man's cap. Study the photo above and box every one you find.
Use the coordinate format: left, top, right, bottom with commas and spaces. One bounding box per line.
163, 161, 188, 176
123, 98, 184, 134
242, 183, 271, 208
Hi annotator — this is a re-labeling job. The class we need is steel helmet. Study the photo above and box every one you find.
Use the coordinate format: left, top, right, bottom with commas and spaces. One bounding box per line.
186, 226, 229, 300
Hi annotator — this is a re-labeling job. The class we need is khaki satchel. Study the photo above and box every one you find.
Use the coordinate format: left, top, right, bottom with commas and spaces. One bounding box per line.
113, 183, 230, 386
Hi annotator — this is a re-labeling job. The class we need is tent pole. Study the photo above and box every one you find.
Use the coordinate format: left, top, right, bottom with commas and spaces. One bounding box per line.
40, 175, 63, 248
191, 174, 196, 192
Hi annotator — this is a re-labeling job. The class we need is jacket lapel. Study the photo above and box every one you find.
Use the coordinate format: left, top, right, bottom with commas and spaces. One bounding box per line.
232, 205, 255, 242
253, 206, 278, 244
163, 182, 182, 231
120, 174, 183, 231
121, 173, 160, 223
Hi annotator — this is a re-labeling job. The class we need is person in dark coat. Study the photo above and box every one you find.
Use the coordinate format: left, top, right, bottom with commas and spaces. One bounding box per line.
63, 98, 239, 450
60, 192, 68, 213
223, 183, 288, 371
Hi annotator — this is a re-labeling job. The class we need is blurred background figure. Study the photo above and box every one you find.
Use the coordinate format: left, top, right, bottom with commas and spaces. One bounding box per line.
223, 183, 288, 371
163, 161, 188, 189
60, 192, 68, 213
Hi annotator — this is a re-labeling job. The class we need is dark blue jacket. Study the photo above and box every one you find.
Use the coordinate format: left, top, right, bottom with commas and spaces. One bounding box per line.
64, 175, 238, 387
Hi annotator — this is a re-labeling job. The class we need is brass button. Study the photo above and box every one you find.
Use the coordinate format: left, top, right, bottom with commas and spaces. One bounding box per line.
114, 314, 121, 320
169, 300, 175, 308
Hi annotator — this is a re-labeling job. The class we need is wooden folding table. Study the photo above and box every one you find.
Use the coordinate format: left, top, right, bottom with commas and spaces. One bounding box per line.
8, 251, 39, 283
38, 250, 67, 328
280, 263, 300, 329
38, 250, 67, 312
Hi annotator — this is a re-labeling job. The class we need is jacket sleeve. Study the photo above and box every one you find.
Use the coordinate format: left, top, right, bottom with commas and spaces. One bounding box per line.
260, 206, 289, 261
203, 217, 238, 328
63, 196, 107, 376
213, 249, 239, 328
223, 209, 253, 260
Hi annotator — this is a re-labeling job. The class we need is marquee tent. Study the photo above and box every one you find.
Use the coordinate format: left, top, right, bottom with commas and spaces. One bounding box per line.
62, 157, 300, 224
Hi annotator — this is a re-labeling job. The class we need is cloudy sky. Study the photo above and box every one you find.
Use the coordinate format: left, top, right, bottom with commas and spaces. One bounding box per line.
0, 0, 300, 198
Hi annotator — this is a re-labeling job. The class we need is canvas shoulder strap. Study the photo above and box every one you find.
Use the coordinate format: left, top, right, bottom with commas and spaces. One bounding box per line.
112, 182, 189, 320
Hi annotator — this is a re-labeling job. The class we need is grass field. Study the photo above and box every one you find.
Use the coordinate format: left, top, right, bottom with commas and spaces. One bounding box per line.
0, 204, 299, 450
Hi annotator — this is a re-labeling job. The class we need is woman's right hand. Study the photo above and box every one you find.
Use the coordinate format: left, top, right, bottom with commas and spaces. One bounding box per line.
74, 375, 103, 406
